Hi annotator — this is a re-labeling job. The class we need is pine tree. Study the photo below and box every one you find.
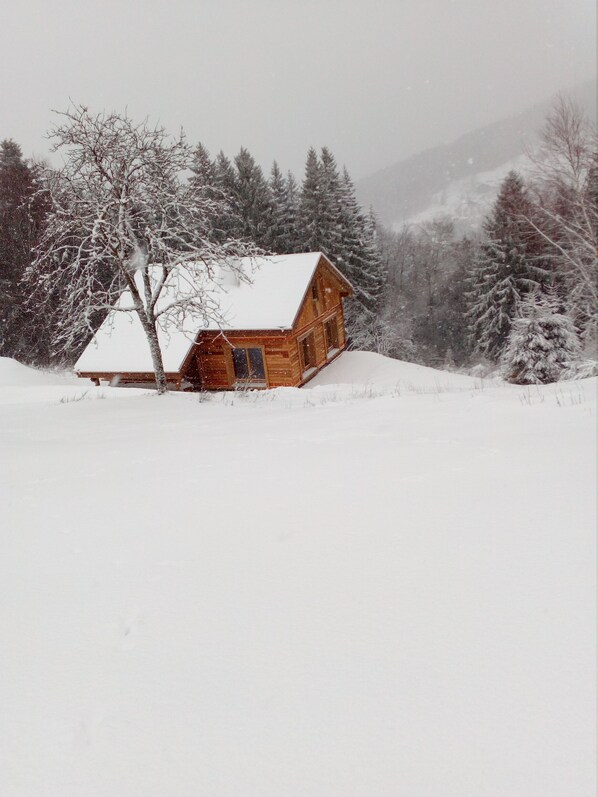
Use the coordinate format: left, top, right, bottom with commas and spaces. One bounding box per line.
335, 172, 385, 348
233, 148, 274, 248
189, 143, 228, 243
190, 142, 216, 192
502, 289, 581, 384
298, 147, 325, 252
285, 171, 300, 236
317, 147, 344, 255
297, 148, 387, 350
212, 150, 242, 240
336, 172, 383, 306
269, 162, 299, 253
362, 206, 386, 311
466, 170, 549, 361
0, 140, 48, 362
298, 147, 346, 255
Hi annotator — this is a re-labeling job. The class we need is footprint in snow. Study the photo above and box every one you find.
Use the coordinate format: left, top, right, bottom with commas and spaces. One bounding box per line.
118, 612, 143, 651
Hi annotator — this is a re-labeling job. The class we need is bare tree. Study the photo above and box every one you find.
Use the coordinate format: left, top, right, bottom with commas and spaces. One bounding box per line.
524, 95, 597, 344
27, 105, 260, 393
414, 216, 456, 311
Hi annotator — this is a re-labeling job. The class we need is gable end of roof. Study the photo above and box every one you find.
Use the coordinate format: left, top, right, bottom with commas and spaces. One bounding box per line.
290, 253, 353, 330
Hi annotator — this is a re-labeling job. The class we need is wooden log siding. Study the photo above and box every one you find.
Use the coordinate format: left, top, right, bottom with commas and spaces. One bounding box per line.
293, 309, 345, 386
77, 370, 184, 386
196, 331, 296, 390
191, 255, 351, 390
77, 254, 352, 391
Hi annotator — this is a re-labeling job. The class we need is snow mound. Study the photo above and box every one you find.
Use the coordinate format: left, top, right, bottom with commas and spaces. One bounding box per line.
307, 351, 489, 393
0, 357, 77, 387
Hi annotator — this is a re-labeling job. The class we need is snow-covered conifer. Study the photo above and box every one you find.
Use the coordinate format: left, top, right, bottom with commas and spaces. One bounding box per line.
233, 148, 274, 248
317, 147, 344, 255
190, 142, 216, 193
211, 151, 242, 239
297, 148, 387, 350
298, 147, 345, 255
466, 170, 549, 361
269, 162, 299, 253
502, 289, 582, 384
335, 173, 385, 347
189, 143, 235, 243
298, 147, 325, 252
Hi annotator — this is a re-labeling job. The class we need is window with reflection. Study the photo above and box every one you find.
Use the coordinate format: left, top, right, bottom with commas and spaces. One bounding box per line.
299, 332, 317, 372
324, 317, 339, 353
232, 347, 266, 382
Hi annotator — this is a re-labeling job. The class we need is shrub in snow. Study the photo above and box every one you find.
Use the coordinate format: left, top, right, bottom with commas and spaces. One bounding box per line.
465, 357, 499, 379
562, 358, 598, 380
502, 291, 582, 384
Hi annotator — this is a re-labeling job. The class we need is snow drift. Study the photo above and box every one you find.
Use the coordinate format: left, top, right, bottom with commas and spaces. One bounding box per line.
0, 356, 77, 387
308, 350, 485, 392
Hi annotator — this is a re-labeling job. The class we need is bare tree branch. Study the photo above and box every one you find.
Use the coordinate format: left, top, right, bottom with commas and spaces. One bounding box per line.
25, 104, 262, 392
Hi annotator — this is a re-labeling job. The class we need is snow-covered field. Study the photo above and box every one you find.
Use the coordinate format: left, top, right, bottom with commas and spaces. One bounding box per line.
1, 353, 595, 796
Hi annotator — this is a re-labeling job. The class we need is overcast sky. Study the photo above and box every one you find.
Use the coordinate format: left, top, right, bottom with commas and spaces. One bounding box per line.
1, 0, 595, 179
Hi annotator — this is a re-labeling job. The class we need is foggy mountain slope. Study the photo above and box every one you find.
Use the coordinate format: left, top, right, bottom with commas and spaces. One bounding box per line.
357, 80, 596, 231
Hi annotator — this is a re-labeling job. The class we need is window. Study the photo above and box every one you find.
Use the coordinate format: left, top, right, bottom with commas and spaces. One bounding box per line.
299, 332, 317, 373
232, 347, 266, 383
324, 316, 339, 353
311, 282, 319, 302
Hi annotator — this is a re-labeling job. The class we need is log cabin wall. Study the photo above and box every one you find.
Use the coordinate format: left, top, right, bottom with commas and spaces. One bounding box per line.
196, 258, 350, 390
195, 331, 296, 390
80, 255, 352, 391
292, 258, 347, 331
77, 371, 183, 386
290, 257, 349, 385
290, 307, 345, 385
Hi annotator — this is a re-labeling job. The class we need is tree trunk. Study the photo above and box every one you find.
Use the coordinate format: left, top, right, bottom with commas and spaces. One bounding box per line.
139, 313, 168, 394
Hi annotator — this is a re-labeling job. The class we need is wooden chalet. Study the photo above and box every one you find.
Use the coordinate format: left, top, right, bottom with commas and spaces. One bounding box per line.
75, 252, 353, 390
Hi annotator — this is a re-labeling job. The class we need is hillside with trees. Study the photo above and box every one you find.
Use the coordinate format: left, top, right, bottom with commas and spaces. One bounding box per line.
356, 79, 596, 232
1, 94, 596, 386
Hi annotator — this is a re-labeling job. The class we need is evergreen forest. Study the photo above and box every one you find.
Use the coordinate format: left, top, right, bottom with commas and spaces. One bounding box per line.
1, 95, 595, 385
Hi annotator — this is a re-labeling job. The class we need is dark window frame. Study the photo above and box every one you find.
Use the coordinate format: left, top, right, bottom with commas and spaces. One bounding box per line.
324, 315, 340, 353
298, 331, 317, 373
231, 346, 267, 384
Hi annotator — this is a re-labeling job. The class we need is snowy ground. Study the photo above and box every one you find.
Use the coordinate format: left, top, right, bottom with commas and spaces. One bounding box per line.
1, 353, 595, 796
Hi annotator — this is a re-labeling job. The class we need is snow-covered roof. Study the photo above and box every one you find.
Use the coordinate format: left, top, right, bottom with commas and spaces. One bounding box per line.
75, 252, 347, 374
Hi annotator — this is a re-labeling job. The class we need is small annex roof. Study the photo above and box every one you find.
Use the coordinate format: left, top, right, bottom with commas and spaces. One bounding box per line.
75, 252, 350, 375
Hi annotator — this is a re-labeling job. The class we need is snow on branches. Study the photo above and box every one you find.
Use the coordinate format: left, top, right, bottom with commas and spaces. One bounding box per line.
502, 289, 582, 384
27, 105, 261, 392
